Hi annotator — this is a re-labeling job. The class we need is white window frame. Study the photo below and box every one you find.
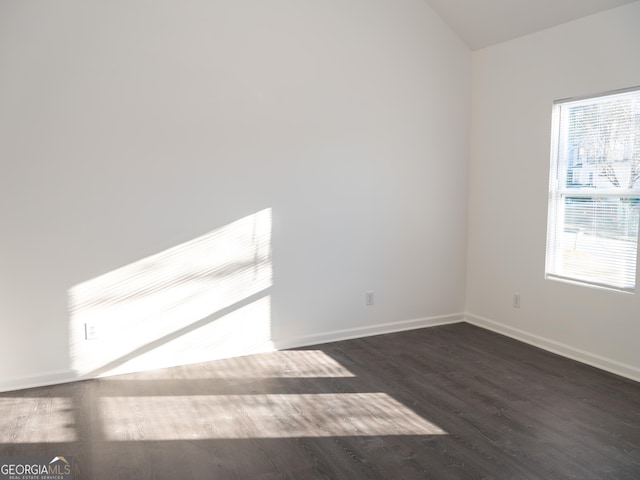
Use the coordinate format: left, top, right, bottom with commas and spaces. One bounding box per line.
545, 87, 640, 293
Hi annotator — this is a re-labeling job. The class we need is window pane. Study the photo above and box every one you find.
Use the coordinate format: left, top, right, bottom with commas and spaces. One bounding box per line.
561, 196, 639, 289
566, 95, 640, 191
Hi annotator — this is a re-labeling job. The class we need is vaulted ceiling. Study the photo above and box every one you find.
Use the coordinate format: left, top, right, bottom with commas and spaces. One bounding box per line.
423, 0, 639, 50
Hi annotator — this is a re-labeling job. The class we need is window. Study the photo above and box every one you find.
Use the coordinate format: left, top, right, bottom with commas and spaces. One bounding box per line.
546, 88, 640, 292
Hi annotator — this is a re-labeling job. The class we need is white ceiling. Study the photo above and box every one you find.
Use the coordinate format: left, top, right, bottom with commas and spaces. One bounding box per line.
423, 0, 639, 50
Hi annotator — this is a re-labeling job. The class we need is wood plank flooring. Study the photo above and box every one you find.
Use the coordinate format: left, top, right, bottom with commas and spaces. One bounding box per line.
1, 323, 639, 479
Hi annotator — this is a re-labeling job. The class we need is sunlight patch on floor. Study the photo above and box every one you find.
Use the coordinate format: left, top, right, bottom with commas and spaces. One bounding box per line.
95, 349, 357, 381
99, 393, 447, 440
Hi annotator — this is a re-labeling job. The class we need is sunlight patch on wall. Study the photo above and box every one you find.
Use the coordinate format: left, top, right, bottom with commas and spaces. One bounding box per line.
99, 393, 447, 440
0, 398, 77, 443
69, 209, 273, 378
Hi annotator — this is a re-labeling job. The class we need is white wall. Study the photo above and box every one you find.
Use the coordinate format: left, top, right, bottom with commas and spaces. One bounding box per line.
0, 0, 470, 389
467, 2, 640, 380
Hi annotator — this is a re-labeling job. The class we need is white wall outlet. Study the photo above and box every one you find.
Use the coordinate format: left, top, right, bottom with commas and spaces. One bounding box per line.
365, 291, 374, 306
513, 293, 521, 308
85, 322, 99, 340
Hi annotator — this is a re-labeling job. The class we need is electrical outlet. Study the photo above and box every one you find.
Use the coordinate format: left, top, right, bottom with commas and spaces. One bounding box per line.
85, 322, 99, 340
513, 293, 521, 308
365, 291, 374, 306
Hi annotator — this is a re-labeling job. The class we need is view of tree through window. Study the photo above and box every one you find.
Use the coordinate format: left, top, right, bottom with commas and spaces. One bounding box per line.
546, 88, 640, 291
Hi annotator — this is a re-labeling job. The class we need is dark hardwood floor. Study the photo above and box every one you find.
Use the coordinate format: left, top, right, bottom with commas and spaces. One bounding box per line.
1, 322, 639, 479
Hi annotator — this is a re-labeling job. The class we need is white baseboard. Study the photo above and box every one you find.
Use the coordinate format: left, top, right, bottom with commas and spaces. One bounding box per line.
465, 313, 640, 383
7, 314, 636, 392
0, 369, 78, 394
0, 313, 465, 393
272, 313, 465, 351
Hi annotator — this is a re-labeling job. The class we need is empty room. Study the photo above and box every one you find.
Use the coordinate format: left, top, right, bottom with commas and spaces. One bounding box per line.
1, 0, 639, 478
